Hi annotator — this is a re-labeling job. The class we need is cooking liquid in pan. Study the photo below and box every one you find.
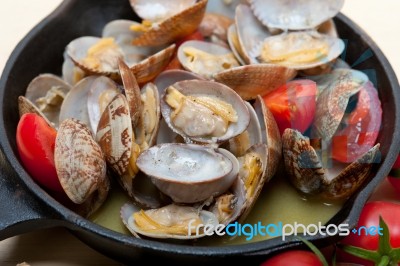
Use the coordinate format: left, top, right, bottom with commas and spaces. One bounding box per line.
89, 170, 343, 245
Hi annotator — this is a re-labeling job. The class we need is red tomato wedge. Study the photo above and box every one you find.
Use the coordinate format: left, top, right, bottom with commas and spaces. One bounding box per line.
332, 81, 382, 163
263, 80, 317, 135
16, 113, 63, 193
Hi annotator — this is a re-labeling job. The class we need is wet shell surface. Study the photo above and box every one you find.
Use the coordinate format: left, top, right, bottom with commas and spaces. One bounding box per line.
214, 64, 297, 100
312, 69, 369, 142
136, 143, 239, 203
235, 4, 272, 65
249, 0, 344, 30
121, 203, 219, 239
253, 31, 345, 70
87, 76, 120, 133
177, 40, 240, 79
54, 119, 108, 207
25, 74, 71, 128
59, 76, 98, 129
226, 24, 247, 65
253, 96, 282, 180
282, 128, 380, 199
130, 44, 176, 84
96, 94, 133, 176
131, 0, 208, 46
160, 79, 250, 144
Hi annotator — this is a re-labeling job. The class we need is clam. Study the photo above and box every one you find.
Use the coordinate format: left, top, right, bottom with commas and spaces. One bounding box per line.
282, 128, 380, 200
62, 51, 86, 86
24, 74, 71, 128
66, 36, 124, 79
253, 31, 345, 70
130, 44, 176, 84
153, 70, 204, 145
130, 0, 208, 47
121, 203, 218, 239
198, 12, 233, 46
234, 4, 272, 65
18, 96, 53, 127
55, 118, 109, 216
211, 143, 268, 224
96, 94, 141, 197
59, 76, 98, 129
102, 19, 161, 66
312, 69, 369, 143
253, 96, 282, 180
161, 79, 250, 144
226, 25, 247, 65
205, 0, 249, 19
214, 64, 296, 100
224, 102, 262, 157
136, 143, 239, 203
87, 76, 120, 133
249, 0, 345, 31
177, 40, 240, 79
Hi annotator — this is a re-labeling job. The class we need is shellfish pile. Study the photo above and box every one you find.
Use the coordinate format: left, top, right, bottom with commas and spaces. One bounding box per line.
16, 0, 382, 240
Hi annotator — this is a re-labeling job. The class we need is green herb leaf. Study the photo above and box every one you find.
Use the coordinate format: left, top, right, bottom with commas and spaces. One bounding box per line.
296, 236, 329, 266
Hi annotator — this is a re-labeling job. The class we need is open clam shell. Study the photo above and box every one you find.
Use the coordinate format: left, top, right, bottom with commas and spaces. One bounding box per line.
130, 44, 176, 84
224, 102, 262, 157
25, 74, 71, 128
205, 0, 248, 19
55, 118, 109, 216
59, 75, 98, 129
121, 203, 219, 239
96, 94, 133, 177
87, 76, 120, 133
282, 128, 380, 200
312, 69, 369, 143
249, 0, 344, 31
66, 36, 123, 79
102, 19, 160, 66
235, 4, 272, 65
237, 143, 268, 222
160, 79, 250, 144
136, 143, 239, 203
18, 96, 53, 127
214, 64, 296, 100
253, 31, 345, 70
130, 0, 196, 22
135, 82, 161, 150
177, 40, 240, 79
253, 96, 282, 180
131, 0, 208, 47
227, 24, 247, 65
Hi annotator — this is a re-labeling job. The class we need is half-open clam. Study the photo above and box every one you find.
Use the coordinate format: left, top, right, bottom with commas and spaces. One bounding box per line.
283, 128, 380, 200
136, 143, 239, 203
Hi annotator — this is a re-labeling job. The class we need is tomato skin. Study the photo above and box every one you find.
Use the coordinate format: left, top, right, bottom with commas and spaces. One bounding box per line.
332, 81, 382, 163
260, 250, 323, 266
388, 176, 400, 193
16, 113, 63, 193
262, 80, 317, 135
338, 201, 400, 265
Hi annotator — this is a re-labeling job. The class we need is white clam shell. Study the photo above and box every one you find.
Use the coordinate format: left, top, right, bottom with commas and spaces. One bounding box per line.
120, 202, 218, 239
136, 143, 239, 203
249, 0, 344, 30
160, 79, 250, 144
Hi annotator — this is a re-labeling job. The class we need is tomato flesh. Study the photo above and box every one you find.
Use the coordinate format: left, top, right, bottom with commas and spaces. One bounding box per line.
260, 250, 323, 266
16, 113, 63, 193
263, 80, 317, 135
332, 81, 382, 163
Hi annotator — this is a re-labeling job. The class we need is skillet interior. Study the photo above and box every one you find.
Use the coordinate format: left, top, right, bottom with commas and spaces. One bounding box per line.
0, 0, 399, 265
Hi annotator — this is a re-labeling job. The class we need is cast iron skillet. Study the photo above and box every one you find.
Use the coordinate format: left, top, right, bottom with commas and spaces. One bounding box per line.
0, 0, 399, 265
